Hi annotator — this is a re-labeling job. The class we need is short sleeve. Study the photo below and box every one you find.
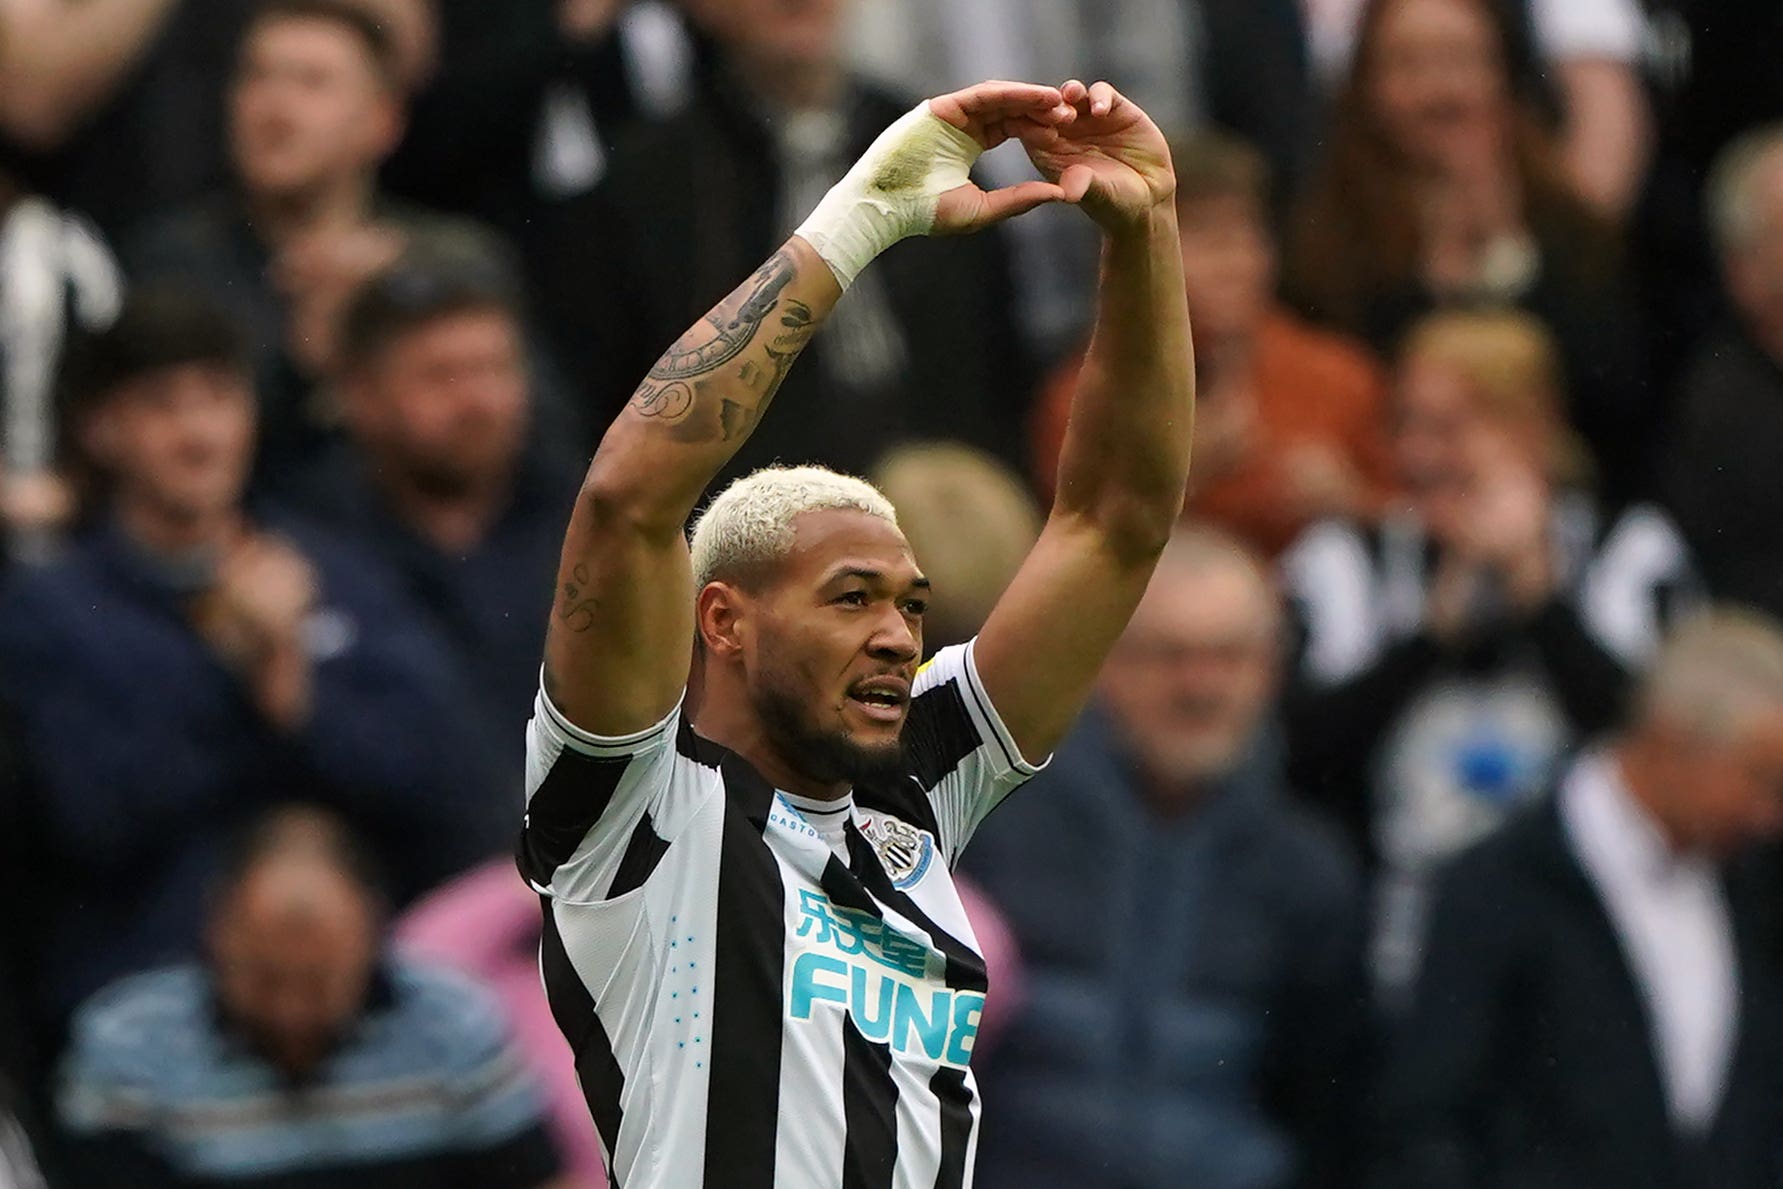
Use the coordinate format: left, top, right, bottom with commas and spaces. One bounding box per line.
518, 681, 717, 903
904, 639, 1047, 866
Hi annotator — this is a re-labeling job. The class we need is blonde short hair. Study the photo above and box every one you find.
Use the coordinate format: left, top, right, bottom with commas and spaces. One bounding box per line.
688, 464, 900, 588
1398, 308, 1593, 487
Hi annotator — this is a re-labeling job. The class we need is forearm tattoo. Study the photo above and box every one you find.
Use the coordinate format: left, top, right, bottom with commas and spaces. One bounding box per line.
625, 249, 818, 444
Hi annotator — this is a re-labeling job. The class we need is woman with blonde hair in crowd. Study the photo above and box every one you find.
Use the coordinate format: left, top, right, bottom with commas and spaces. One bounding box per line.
1278, 308, 1697, 994
1284, 0, 1653, 505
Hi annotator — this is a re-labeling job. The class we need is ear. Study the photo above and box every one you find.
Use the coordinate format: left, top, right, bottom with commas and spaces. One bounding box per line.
696, 581, 750, 659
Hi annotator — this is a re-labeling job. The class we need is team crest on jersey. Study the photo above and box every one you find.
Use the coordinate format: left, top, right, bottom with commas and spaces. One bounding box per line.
858, 813, 934, 889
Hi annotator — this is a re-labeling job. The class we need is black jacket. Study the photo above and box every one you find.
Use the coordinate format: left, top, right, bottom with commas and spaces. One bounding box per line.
1372, 794, 1783, 1189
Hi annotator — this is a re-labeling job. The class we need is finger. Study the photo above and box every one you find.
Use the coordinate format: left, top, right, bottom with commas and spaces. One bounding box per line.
1088, 80, 1118, 116
944, 80, 1064, 120
1058, 163, 1095, 204
1061, 79, 1088, 106
974, 179, 1075, 223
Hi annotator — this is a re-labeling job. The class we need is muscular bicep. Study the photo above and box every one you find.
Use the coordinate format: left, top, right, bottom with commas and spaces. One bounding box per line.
542, 500, 695, 737
973, 513, 1156, 763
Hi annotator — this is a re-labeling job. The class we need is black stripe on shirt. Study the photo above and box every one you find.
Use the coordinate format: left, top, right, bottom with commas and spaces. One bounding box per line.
703, 755, 786, 1188
930, 1066, 975, 1189
841, 1015, 898, 1189
538, 898, 625, 1171
605, 813, 670, 898
676, 716, 730, 769
517, 750, 631, 887
846, 825, 988, 993
904, 679, 982, 792
957, 666, 1020, 773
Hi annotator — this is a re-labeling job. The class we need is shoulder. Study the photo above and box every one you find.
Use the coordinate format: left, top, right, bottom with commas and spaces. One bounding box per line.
1429, 799, 1561, 913
1678, 330, 1781, 411
67, 965, 209, 1069
1257, 311, 1386, 398
121, 195, 241, 271
388, 959, 513, 1060
0, 543, 110, 635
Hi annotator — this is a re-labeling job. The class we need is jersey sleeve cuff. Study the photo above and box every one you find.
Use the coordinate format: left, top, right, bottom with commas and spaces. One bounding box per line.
962, 638, 1050, 777
535, 670, 684, 758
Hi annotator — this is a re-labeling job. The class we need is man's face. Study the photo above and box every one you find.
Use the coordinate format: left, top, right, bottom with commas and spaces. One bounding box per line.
348, 310, 530, 498
1724, 153, 1783, 355
685, 0, 842, 73
1096, 559, 1279, 801
734, 509, 925, 787
230, 15, 397, 200
1367, 0, 1507, 169
1668, 707, 1783, 858
209, 864, 379, 1078
1177, 193, 1276, 347
83, 363, 256, 524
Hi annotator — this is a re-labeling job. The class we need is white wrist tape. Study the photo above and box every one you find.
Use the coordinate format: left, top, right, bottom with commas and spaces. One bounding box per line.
793, 101, 983, 289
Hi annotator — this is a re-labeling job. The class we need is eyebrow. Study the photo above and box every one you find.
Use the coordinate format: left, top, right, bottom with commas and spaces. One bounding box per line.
827, 567, 931, 591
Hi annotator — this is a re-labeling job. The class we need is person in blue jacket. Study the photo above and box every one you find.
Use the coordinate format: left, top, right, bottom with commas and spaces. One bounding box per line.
0, 285, 497, 1036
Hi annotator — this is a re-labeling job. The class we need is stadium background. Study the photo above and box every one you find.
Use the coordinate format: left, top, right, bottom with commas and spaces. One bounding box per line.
4, 0, 1783, 1184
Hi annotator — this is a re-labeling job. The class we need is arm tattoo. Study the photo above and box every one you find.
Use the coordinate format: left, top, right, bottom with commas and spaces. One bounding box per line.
647, 252, 794, 382
558, 562, 600, 632
624, 251, 817, 443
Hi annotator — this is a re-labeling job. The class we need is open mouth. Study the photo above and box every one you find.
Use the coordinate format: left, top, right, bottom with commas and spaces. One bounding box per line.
847, 679, 910, 724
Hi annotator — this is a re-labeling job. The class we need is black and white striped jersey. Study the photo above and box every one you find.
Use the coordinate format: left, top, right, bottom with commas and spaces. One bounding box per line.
518, 640, 1042, 1188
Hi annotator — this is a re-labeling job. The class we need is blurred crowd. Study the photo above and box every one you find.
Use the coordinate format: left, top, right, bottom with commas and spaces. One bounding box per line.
3, 0, 1783, 1185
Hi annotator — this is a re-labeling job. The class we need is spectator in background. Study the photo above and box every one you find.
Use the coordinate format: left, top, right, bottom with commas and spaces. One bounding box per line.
1284, 0, 1653, 506
0, 288, 495, 1033
58, 806, 566, 1187
966, 527, 1367, 1189
1301, 0, 1654, 220
1373, 609, 1783, 1189
871, 441, 1042, 655
844, 0, 1315, 353
282, 246, 580, 784
551, 0, 1031, 482
1034, 132, 1393, 558
1281, 309, 1696, 992
383, 0, 701, 307
124, 0, 511, 480
1664, 127, 1783, 625
1632, 0, 1783, 385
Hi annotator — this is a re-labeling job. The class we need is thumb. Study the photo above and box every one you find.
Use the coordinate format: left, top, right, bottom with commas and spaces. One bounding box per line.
934, 179, 1072, 234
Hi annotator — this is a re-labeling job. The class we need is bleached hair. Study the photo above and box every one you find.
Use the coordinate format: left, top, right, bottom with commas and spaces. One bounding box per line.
689, 464, 900, 589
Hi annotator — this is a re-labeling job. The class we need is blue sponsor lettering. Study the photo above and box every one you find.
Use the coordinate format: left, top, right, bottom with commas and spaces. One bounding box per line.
893, 983, 950, 1060
945, 993, 982, 1065
850, 966, 895, 1042
789, 952, 849, 1018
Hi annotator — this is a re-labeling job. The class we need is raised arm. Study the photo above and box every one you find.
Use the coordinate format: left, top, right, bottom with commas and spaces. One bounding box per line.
545, 81, 1082, 736
975, 80, 1194, 761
